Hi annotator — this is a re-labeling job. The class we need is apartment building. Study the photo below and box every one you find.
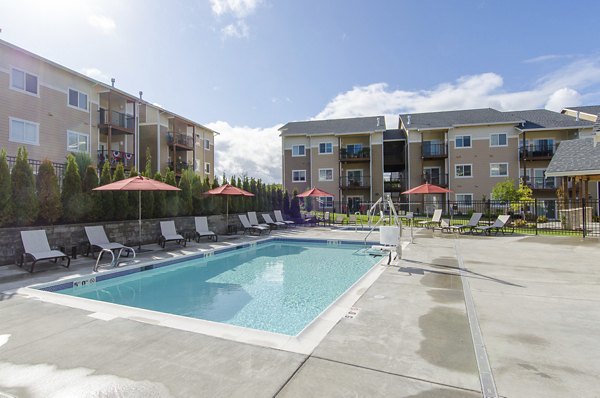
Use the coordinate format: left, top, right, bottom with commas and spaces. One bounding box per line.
280, 116, 387, 211
0, 39, 216, 180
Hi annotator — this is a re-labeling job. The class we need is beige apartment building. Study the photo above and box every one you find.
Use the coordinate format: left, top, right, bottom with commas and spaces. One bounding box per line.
0, 39, 216, 180
279, 117, 387, 212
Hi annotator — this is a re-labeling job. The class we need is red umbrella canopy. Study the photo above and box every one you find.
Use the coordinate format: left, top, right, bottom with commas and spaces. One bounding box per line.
205, 184, 254, 196
402, 183, 453, 195
296, 187, 335, 197
93, 175, 180, 191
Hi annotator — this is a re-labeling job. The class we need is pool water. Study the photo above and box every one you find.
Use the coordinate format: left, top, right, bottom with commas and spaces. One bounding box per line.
57, 241, 380, 335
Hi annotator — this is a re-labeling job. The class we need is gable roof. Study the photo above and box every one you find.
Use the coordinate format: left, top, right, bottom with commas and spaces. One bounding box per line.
506, 109, 593, 131
546, 138, 600, 177
279, 116, 386, 136
399, 108, 523, 131
562, 105, 600, 117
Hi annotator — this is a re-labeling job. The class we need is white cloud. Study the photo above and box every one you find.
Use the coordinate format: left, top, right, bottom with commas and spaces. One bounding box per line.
210, 0, 262, 18
523, 54, 574, 64
206, 121, 282, 183
221, 20, 249, 39
545, 88, 581, 111
87, 14, 116, 34
80, 67, 109, 83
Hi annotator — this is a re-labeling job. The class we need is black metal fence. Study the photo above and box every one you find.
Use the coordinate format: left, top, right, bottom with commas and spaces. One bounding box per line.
300, 198, 600, 237
6, 156, 66, 180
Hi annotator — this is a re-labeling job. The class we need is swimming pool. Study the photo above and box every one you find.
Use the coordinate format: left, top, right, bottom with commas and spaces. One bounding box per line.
37, 239, 381, 337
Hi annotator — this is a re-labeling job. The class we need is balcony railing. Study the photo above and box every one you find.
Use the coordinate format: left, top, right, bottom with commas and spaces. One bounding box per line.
97, 150, 135, 169
340, 176, 370, 188
519, 143, 559, 160
527, 177, 557, 190
340, 148, 370, 161
167, 132, 194, 149
384, 178, 407, 192
421, 142, 448, 159
422, 173, 449, 187
99, 108, 135, 132
167, 161, 191, 173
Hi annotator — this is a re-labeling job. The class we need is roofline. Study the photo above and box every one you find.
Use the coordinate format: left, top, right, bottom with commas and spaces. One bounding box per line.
516, 126, 592, 133
0, 38, 218, 135
562, 108, 599, 118
546, 170, 600, 177
401, 120, 524, 131
280, 130, 385, 137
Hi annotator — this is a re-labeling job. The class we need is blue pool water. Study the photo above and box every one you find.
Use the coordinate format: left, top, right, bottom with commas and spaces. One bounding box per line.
56, 241, 380, 335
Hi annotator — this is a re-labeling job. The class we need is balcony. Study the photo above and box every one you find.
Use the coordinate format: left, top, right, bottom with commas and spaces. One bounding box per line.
98, 108, 135, 134
422, 173, 449, 187
340, 176, 370, 189
167, 160, 191, 174
167, 132, 194, 151
421, 142, 448, 159
519, 143, 558, 160
340, 148, 370, 162
526, 177, 557, 191
97, 150, 135, 170
384, 178, 407, 192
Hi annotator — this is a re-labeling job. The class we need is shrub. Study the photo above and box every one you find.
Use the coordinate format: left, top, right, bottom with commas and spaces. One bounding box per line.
140, 149, 154, 218
282, 190, 290, 215
290, 190, 301, 219
99, 161, 114, 221
178, 169, 193, 216
128, 168, 144, 219
73, 152, 92, 180
537, 215, 548, 223
112, 162, 128, 220
61, 154, 84, 223
11, 147, 38, 226
37, 160, 62, 224
0, 149, 13, 226
192, 173, 205, 214
153, 172, 167, 218
82, 165, 100, 221
164, 169, 179, 217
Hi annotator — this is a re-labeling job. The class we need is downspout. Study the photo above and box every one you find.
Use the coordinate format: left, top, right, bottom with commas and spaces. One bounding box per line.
369, 134, 373, 202
156, 108, 161, 174
192, 125, 196, 174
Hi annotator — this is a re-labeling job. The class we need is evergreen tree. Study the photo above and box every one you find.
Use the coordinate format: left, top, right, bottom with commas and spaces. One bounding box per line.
0, 149, 13, 226
11, 147, 38, 226
164, 169, 179, 217
192, 173, 204, 215
82, 165, 100, 221
37, 160, 62, 224
99, 160, 114, 221
141, 151, 154, 218
112, 162, 128, 220
290, 189, 301, 218
73, 152, 92, 181
178, 170, 193, 216
282, 190, 290, 215
61, 154, 83, 223
153, 171, 167, 218
128, 168, 142, 220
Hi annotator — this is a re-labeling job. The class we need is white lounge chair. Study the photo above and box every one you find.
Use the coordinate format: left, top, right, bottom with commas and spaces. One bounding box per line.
274, 210, 295, 226
262, 213, 286, 228
159, 221, 186, 248
248, 212, 270, 228
20, 230, 70, 273
418, 209, 443, 229
195, 217, 217, 242
370, 226, 402, 264
239, 214, 270, 235
448, 212, 483, 234
473, 215, 513, 236
85, 226, 135, 258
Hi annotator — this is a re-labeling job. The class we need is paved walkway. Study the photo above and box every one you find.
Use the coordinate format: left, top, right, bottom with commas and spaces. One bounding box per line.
1, 227, 598, 397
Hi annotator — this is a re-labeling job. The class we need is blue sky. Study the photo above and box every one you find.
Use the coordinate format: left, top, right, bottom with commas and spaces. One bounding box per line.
2, 0, 600, 182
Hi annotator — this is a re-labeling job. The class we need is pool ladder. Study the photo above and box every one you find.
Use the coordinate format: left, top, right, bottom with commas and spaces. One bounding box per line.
93, 247, 136, 272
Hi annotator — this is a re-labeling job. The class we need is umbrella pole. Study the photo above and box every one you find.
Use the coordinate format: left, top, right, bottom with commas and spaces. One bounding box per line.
226, 195, 229, 231
138, 190, 142, 251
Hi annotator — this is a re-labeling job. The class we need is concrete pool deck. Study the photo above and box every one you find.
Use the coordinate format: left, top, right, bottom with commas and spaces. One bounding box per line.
0, 227, 599, 397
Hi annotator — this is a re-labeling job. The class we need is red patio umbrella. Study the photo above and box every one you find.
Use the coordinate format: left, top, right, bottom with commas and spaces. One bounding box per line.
402, 183, 453, 217
296, 187, 335, 219
204, 184, 254, 227
94, 175, 180, 251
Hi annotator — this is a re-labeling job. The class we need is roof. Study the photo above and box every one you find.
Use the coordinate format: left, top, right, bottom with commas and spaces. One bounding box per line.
0, 39, 218, 135
399, 108, 523, 131
279, 116, 386, 136
546, 138, 600, 177
506, 109, 593, 131
562, 105, 600, 117
383, 129, 405, 141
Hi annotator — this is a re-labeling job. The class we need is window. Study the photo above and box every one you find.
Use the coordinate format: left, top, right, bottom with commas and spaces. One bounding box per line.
456, 193, 473, 206
319, 142, 333, 154
319, 196, 333, 208
67, 131, 89, 153
490, 133, 507, 147
204, 139, 210, 150
455, 135, 471, 148
490, 163, 508, 177
9, 117, 39, 145
68, 88, 88, 111
292, 170, 306, 182
11, 68, 38, 95
319, 168, 333, 181
455, 164, 472, 178
346, 143, 362, 155
205, 162, 210, 174
292, 145, 305, 156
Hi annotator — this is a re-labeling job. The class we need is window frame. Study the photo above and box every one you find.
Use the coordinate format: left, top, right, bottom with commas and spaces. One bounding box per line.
318, 142, 333, 154
292, 169, 307, 182
292, 144, 306, 157
66, 130, 90, 153
490, 162, 509, 177
204, 139, 210, 150
490, 133, 508, 147
204, 162, 211, 174
454, 163, 473, 178
318, 168, 334, 181
455, 193, 474, 206
455, 135, 472, 149
10, 67, 39, 96
319, 196, 334, 208
67, 88, 89, 112
9, 117, 40, 146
